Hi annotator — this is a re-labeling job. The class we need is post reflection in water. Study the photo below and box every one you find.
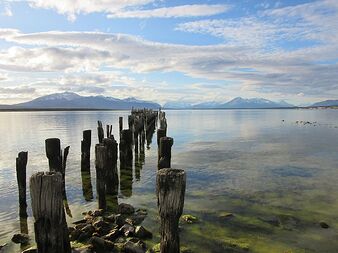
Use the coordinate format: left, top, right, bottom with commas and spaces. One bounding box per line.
146, 125, 155, 149
81, 171, 93, 201
134, 153, 145, 181
119, 161, 133, 198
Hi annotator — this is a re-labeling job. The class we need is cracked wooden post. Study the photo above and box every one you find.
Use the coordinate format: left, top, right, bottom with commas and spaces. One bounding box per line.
81, 130, 91, 172
95, 144, 107, 210
157, 169, 186, 253
16, 151, 28, 218
158, 137, 174, 169
97, 121, 104, 143
30, 172, 71, 253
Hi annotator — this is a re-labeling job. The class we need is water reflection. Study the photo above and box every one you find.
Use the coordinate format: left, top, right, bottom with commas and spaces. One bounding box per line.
120, 162, 133, 198
134, 153, 145, 181
81, 171, 93, 201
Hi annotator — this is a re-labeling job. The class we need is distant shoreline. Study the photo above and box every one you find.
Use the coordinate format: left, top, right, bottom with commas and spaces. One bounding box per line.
0, 106, 336, 112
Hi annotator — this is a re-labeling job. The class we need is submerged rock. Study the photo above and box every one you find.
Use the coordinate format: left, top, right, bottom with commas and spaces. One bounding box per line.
319, 221, 329, 229
118, 203, 135, 215
89, 236, 114, 252
124, 238, 146, 253
0, 244, 7, 251
11, 233, 29, 244
219, 212, 234, 220
221, 238, 249, 252
149, 243, 192, 253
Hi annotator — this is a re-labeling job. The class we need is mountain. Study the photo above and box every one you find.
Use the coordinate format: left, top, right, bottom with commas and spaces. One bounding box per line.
311, 100, 338, 107
162, 97, 295, 109
192, 101, 223, 109
1, 92, 160, 110
163, 101, 193, 109
220, 97, 295, 108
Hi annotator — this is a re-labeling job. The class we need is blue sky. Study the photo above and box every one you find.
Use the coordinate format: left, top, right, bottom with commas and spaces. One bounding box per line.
0, 0, 337, 105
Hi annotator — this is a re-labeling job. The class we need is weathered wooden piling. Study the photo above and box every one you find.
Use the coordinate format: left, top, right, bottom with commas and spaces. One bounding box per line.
45, 138, 62, 171
119, 117, 123, 138
106, 124, 112, 138
158, 137, 174, 169
95, 144, 107, 210
157, 129, 166, 147
120, 129, 133, 165
81, 130, 91, 172
30, 172, 71, 253
97, 121, 104, 143
16, 151, 28, 218
103, 138, 119, 195
156, 168, 186, 253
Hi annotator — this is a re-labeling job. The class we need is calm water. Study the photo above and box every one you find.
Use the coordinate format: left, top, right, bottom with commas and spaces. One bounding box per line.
0, 109, 338, 253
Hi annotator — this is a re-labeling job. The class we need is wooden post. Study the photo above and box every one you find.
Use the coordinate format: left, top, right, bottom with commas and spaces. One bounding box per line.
157, 169, 186, 253
81, 130, 91, 172
30, 172, 71, 253
119, 117, 123, 138
45, 138, 62, 172
95, 144, 107, 210
158, 137, 173, 169
16, 152, 28, 218
120, 129, 133, 166
106, 125, 112, 138
157, 129, 166, 146
97, 121, 104, 143
103, 138, 119, 195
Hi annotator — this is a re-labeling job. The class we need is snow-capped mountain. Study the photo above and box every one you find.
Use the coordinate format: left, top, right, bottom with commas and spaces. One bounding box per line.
2, 92, 160, 110
221, 97, 293, 108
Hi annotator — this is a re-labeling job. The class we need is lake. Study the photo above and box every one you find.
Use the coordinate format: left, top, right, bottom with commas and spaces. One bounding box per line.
0, 109, 338, 253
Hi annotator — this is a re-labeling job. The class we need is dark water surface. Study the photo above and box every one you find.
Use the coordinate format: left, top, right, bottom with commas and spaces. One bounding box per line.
0, 109, 338, 253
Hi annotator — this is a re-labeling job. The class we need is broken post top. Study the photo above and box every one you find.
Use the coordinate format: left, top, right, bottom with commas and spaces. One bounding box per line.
160, 137, 173, 146
16, 151, 28, 166
83, 130, 91, 145
45, 138, 61, 158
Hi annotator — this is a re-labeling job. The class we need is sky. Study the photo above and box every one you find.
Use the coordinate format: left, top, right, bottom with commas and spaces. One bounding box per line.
0, 0, 337, 106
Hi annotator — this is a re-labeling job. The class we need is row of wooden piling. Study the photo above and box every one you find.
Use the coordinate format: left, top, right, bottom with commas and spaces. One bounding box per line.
14, 108, 186, 253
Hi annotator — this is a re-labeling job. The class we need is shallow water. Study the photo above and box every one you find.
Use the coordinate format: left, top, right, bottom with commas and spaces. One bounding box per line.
0, 109, 338, 253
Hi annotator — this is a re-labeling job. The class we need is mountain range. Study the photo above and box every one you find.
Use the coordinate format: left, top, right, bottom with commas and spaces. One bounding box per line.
0, 92, 336, 110
164, 97, 295, 109
310, 100, 338, 107
0, 92, 160, 110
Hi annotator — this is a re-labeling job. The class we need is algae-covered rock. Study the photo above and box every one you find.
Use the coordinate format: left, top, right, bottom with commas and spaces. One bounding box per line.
12, 233, 29, 244
221, 238, 249, 252
218, 212, 234, 220
149, 243, 192, 253
181, 214, 198, 224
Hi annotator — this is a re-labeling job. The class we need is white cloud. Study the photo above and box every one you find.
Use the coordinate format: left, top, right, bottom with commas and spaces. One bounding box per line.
1, 6, 13, 16
107, 4, 230, 19
176, 0, 338, 49
8, 1, 228, 21
0, 25, 337, 102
